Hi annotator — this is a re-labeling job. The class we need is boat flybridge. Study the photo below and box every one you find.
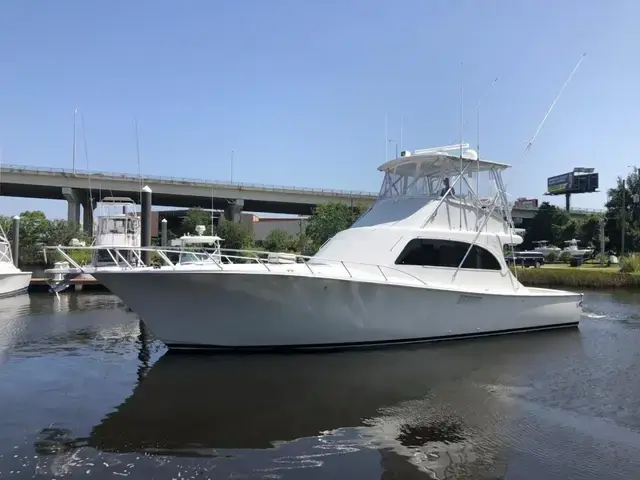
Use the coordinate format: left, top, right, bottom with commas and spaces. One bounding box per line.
47, 144, 583, 350
170, 226, 224, 265
44, 197, 143, 294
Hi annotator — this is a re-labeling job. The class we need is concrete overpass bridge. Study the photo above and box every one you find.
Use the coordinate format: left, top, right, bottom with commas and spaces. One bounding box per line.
0, 164, 603, 233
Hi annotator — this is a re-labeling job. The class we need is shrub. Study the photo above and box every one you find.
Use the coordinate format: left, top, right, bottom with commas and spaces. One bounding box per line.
619, 254, 640, 273
545, 250, 560, 263
559, 251, 573, 264
53, 248, 92, 266
512, 267, 640, 288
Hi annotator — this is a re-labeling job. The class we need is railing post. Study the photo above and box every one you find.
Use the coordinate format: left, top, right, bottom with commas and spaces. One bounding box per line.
11, 215, 20, 268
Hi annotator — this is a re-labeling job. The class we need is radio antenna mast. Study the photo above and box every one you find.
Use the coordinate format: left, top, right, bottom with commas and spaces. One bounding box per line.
507, 52, 586, 282
459, 61, 464, 230
514, 52, 586, 169
473, 76, 500, 225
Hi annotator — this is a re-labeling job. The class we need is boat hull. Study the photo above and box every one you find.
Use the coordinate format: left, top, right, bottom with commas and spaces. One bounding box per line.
0, 271, 32, 298
93, 270, 582, 350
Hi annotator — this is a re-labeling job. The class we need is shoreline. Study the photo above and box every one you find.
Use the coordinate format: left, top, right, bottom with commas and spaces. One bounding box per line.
513, 267, 639, 289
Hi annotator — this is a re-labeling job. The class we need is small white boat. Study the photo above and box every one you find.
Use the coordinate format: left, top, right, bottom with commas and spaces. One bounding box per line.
532, 240, 561, 258
53, 143, 582, 350
170, 228, 224, 265
0, 225, 31, 298
563, 239, 593, 258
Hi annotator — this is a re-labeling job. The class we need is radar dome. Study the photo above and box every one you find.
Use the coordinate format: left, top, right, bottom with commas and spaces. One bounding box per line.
462, 149, 478, 160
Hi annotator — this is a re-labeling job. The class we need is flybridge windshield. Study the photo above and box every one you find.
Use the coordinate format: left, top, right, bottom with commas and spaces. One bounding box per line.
377, 163, 505, 201
376, 146, 510, 201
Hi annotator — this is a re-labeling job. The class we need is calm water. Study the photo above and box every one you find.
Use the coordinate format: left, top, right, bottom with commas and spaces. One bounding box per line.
0, 293, 639, 479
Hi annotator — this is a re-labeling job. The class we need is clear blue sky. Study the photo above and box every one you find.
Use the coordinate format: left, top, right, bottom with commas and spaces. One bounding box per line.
0, 0, 637, 218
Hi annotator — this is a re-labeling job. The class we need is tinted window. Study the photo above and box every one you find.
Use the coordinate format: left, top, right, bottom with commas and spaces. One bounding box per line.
395, 239, 502, 270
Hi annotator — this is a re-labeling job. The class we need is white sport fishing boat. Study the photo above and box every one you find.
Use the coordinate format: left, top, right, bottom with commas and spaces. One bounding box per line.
45, 197, 142, 293
69, 144, 583, 350
0, 224, 31, 298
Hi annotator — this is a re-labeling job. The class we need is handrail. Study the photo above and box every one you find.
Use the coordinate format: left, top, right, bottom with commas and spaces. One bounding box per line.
1, 163, 377, 198
42, 245, 429, 287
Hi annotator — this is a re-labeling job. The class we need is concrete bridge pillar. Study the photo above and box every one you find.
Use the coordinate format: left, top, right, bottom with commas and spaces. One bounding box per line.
62, 187, 81, 225
224, 199, 244, 222
82, 198, 96, 235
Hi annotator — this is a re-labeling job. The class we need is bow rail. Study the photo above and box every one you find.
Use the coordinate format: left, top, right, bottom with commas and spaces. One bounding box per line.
42, 245, 429, 287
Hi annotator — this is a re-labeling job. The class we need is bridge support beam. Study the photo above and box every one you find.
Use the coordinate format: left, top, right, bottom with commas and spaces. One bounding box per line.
62, 187, 81, 226
224, 199, 244, 222
82, 198, 96, 235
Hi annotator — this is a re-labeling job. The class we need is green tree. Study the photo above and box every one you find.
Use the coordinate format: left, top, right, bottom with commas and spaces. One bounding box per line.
216, 219, 253, 250
263, 228, 296, 252
305, 202, 368, 253
559, 218, 581, 243
577, 214, 604, 250
0, 211, 88, 265
12, 211, 49, 265
180, 208, 213, 236
605, 168, 640, 253
522, 202, 570, 249
44, 219, 88, 247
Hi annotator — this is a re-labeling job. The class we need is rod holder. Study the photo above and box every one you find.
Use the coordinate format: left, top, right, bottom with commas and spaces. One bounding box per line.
141, 186, 152, 265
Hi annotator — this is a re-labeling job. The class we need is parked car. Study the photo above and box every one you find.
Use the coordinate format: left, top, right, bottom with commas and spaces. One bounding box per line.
505, 251, 545, 268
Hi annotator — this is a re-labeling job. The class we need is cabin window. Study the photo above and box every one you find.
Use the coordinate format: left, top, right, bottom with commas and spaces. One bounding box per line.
395, 239, 502, 270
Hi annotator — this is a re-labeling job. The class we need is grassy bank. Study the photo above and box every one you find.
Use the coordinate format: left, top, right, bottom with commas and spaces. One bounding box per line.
512, 266, 640, 289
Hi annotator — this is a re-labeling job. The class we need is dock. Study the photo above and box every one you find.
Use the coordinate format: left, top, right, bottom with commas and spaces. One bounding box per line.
28, 275, 108, 293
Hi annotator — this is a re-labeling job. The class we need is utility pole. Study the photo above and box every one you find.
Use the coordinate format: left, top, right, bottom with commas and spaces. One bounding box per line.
599, 216, 606, 266
621, 179, 626, 256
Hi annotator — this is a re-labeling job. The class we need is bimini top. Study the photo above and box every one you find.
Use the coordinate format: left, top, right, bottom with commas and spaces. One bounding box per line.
101, 196, 137, 205
176, 235, 223, 244
378, 143, 511, 177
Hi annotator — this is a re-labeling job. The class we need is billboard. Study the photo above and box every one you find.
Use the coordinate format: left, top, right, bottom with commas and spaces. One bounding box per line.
547, 173, 573, 194
546, 171, 598, 195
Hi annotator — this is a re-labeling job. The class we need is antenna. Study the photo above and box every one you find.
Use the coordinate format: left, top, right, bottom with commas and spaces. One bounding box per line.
474, 77, 500, 226
385, 112, 389, 160
505, 52, 586, 283
459, 61, 464, 230
230, 150, 235, 183
134, 118, 143, 206
211, 183, 219, 237
72, 108, 79, 174
79, 109, 94, 233
513, 53, 586, 170
400, 115, 404, 153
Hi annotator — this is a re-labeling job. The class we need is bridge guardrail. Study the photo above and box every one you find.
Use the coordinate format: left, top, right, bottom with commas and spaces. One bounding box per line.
1, 163, 606, 213
0, 164, 378, 199
511, 203, 605, 214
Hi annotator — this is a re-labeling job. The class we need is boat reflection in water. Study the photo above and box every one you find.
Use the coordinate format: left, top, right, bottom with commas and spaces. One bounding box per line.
0, 293, 32, 363
89, 329, 583, 477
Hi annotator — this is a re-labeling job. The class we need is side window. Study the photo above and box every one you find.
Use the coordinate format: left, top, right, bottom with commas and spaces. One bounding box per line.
395, 239, 502, 270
